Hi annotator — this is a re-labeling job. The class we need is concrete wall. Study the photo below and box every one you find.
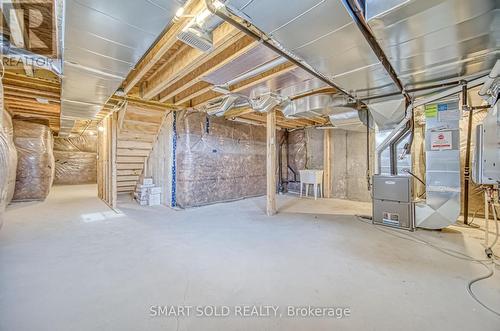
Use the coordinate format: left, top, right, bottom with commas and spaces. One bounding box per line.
331, 130, 347, 199
287, 128, 372, 202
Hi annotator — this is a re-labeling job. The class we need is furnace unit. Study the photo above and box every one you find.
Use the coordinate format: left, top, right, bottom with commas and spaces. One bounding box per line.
372, 175, 414, 231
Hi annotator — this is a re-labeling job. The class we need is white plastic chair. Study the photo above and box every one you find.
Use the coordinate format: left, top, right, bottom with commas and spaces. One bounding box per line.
299, 170, 324, 200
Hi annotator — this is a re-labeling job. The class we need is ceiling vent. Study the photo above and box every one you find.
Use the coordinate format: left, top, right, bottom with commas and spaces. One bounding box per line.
177, 24, 213, 52
206, 95, 238, 116
250, 93, 283, 113
177, 9, 223, 52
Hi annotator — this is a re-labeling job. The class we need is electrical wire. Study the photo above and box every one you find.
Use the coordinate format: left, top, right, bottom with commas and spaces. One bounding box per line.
467, 263, 499, 317
487, 203, 499, 249
402, 169, 425, 186
355, 215, 500, 316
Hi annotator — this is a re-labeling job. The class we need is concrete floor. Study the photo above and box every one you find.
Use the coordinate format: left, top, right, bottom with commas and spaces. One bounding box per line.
0, 185, 499, 331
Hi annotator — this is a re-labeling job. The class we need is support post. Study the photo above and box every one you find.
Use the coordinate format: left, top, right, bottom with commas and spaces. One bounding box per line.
111, 112, 118, 209
323, 129, 332, 198
266, 109, 277, 216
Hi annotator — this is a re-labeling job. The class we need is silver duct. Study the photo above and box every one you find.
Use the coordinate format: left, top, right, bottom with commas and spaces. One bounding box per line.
282, 95, 354, 117
206, 95, 238, 116
415, 99, 461, 229
177, 8, 224, 52
250, 93, 283, 113
367, 97, 405, 130
329, 107, 368, 132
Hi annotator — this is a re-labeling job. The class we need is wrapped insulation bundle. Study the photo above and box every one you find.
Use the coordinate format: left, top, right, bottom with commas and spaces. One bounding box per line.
0, 110, 18, 229
53, 134, 97, 185
12, 120, 55, 202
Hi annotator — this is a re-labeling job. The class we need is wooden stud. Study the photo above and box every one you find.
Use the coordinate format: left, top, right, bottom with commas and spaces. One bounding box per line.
122, 0, 205, 93
323, 129, 332, 198
266, 109, 277, 216
142, 23, 241, 99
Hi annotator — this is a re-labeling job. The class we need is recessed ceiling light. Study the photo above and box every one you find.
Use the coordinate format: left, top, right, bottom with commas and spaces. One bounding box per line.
36, 97, 49, 104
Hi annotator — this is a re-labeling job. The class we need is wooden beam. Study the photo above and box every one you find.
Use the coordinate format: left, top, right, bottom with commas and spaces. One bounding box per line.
266, 109, 277, 216
122, 0, 204, 93
173, 81, 213, 105
224, 107, 255, 119
4, 91, 61, 103
3, 85, 60, 98
323, 129, 332, 198
158, 36, 256, 102
142, 23, 241, 99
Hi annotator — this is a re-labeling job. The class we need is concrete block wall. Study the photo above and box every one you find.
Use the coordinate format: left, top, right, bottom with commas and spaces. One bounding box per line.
288, 128, 373, 202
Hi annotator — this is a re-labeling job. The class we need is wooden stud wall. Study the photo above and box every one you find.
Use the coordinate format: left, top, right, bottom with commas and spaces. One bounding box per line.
97, 113, 117, 208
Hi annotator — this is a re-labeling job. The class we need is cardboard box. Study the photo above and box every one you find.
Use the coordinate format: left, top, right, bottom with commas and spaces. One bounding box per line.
149, 187, 162, 195
138, 176, 154, 186
148, 194, 161, 206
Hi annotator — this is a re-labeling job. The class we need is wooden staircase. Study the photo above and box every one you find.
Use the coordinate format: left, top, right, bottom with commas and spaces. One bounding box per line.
116, 103, 168, 193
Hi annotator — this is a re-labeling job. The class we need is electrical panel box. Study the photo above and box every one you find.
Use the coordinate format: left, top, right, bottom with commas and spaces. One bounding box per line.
472, 124, 497, 185
482, 101, 500, 183
372, 175, 414, 231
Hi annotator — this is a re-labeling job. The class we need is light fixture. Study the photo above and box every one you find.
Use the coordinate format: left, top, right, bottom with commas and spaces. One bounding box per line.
175, 6, 185, 17
97, 126, 105, 132
212, 0, 225, 10
173, 5, 195, 23
36, 97, 49, 104
114, 88, 126, 97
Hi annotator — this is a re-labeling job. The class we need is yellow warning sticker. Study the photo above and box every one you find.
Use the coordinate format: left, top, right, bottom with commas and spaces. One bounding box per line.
425, 104, 438, 118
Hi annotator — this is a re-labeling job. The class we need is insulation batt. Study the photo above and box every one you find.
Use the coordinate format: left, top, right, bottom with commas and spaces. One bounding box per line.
53, 134, 97, 185
0, 111, 18, 229
12, 120, 55, 202
175, 111, 270, 208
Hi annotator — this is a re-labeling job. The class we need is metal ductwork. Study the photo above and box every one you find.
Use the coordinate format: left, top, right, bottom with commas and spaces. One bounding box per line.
366, 0, 499, 91
367, 97, 406, 130
329, 107, 368, 132
283, 95, 351, 118
177, 8, 224, 52
59, 0, 184, 136
249, 93, 283, 113
206, 94, 238, 116
415, 99, 461, 229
